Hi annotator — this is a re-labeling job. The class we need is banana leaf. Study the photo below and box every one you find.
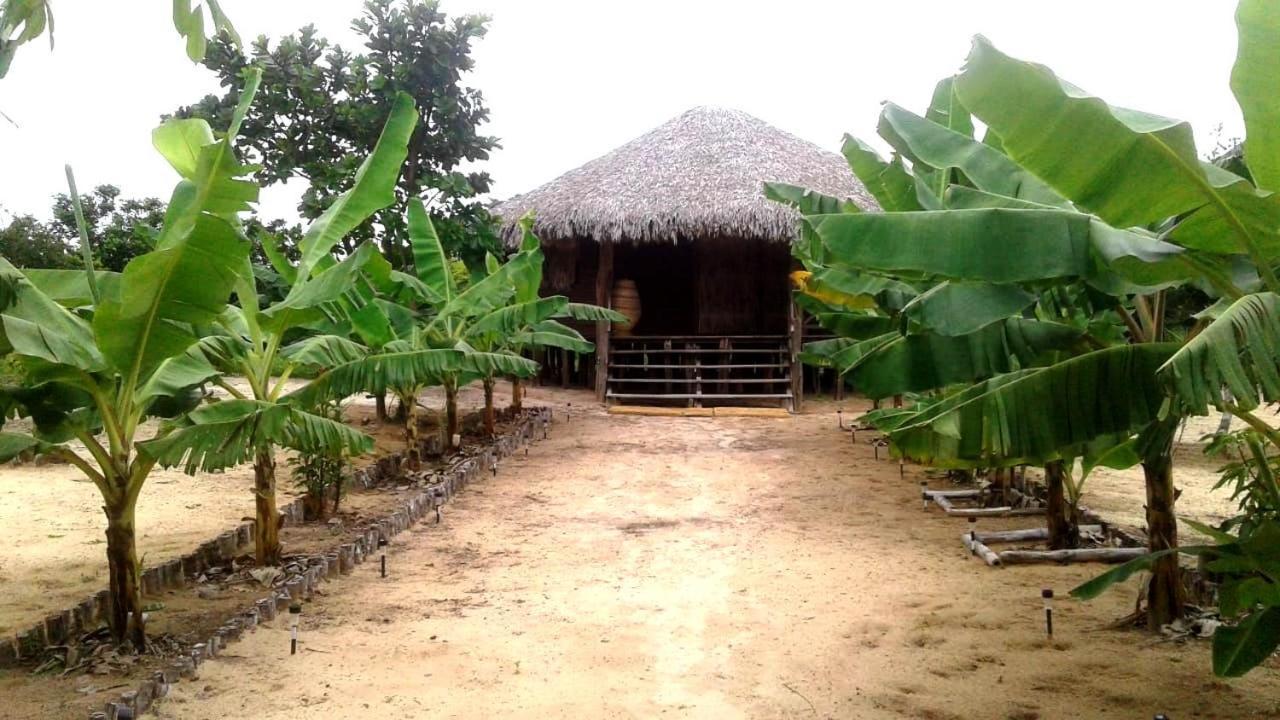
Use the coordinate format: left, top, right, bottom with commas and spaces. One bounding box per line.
877, 102, 1067, 207
1158, 292, 1280, 415
1232, 0, 1280, 193
902, 282, 1036, 336
886, 343, 1177, 467
811, 208, 1192, 291
955, 36, 1280, 261
840, 134, 922, 212
140, 398, 372, 473
851, 317, 1084, 399
296, 93, 416, 279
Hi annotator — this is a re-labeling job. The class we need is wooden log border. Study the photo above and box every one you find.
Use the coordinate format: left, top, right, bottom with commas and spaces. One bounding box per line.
0, 408, 551, 719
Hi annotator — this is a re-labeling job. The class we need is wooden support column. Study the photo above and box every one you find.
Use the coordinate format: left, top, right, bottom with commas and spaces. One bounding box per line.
594, 242, 614, 402
788, 295, 803, 412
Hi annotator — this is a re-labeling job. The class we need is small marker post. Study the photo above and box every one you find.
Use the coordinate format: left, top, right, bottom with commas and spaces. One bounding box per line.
566, 402, 572, 422
921, 481, 929, 511
433, 490, 444, 524
837, 408, 844, 429
967, 517, 978, 556
289, 602, 302, 655
1042, 588, 1054, 638
378, 537, 388, 578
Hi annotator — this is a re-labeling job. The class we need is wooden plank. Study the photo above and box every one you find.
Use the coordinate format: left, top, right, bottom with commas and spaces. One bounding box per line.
610, 363, 788, 370
974, 526, 1103, 544
998, 548, 1148, 565
607, 377, 790, 384
595, 242, 613, 402
607, 392, 794, 400
961, 534, 1003, 566
610, 348, 784, 355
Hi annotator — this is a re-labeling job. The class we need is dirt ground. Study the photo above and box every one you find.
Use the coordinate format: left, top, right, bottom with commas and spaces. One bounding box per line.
108, 386, 1278, 720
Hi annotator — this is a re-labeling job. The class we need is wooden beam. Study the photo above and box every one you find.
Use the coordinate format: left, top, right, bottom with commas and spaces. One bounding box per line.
594, 242, 614, 402
788, 295, 803, 412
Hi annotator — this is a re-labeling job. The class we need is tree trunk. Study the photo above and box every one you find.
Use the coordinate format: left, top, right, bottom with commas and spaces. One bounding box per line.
254, 448, 282, 566
1142, 421, 1185, 629
511, 378, 523, 412
375, 392, 388, 423
483, 378, 496, 437
104, 502, 146, 649
332, 472, 343, 516
1044, 460, 1080, 550
442, 381, 459, 449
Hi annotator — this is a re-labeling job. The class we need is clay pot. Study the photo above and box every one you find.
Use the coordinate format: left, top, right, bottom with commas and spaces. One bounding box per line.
611, 279, 641, 336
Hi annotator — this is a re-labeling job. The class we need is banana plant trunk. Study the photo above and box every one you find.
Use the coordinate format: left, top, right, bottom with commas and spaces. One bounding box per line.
254, 448, 282, 566
442, 380, 459, 449
103, 499, 146, 648
375, 392, 388, 423
401, 388, 420, 448
483, 378, 496, 437
511, 378, 523, 412
1142, 422, 1185, 628
1043, 460, 1080, 550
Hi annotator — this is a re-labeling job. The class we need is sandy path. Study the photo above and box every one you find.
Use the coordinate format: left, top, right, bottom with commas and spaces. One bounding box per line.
152, 390, 1280, 720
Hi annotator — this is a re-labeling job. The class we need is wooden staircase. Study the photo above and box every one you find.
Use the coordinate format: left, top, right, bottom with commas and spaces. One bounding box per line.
605, 335, 794, 410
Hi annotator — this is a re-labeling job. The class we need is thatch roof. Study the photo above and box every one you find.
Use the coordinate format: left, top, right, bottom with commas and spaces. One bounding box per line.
493, 106, 877, 246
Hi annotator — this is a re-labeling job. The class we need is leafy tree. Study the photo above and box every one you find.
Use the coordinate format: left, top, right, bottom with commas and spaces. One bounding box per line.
0, 213, 73, 268
48, 185, 166, 272
174, 0, 500, 271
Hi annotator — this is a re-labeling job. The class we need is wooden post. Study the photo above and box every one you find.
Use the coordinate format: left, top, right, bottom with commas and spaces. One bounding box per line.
788, 295, 803, 412
594, 242, 614, 402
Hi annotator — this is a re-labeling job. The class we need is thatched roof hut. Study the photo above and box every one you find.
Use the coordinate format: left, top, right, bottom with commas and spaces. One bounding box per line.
494, 106, 876, 245
492, 106, 873, 409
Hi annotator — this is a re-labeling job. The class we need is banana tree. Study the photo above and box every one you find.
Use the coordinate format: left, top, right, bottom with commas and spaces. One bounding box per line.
283, 199, 539, 450
164, 92, 421, 566
781, 20, 1280, 630
0, 70, 281, 646
771, 174, 1125, 550
463, 214, 625, 426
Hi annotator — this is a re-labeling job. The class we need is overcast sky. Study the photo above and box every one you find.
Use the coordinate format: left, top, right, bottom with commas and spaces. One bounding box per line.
0, 1, 1244, 225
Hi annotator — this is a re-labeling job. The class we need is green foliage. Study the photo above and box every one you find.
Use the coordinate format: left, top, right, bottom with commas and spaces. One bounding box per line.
0, 213, 74, 268
50, 184, 166, 272
175, 0, 499, 270
782, 1, 1280, 676
288, 399, 350, 520
0, 0, 51, 78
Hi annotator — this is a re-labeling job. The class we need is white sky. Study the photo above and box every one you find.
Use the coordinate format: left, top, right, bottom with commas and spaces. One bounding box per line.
0, 0, 1244, 225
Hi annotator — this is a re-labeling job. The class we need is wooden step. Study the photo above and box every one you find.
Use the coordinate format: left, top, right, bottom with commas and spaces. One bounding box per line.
609, 363, 788, 370
608, 377, 790, 384
607, 392, 794, 400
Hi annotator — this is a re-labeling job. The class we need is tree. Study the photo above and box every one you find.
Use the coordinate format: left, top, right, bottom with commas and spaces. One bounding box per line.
0, 213, 73, 268
152, 92, 423, 566
48, 185, 167, 272
174, 0, 500, 271
0, 69, 275, 647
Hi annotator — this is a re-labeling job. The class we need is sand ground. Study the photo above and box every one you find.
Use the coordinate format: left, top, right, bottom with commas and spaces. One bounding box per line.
116, 388, 1279, 720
